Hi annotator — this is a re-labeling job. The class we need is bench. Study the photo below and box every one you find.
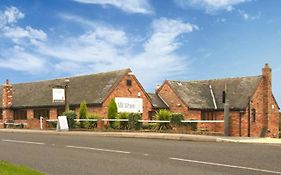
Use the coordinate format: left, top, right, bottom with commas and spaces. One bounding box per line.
4, 121, 27, 128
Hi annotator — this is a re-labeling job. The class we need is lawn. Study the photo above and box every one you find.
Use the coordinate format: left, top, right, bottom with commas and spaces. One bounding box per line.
0, 161, 44, 175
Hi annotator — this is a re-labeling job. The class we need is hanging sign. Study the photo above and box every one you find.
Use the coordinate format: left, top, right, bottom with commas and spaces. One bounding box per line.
115, 97, 143, 113
52, 88, 65, 102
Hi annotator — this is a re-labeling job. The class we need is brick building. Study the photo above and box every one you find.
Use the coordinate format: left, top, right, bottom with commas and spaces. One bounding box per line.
157, 64, 280, 138
0, 69, 160, 129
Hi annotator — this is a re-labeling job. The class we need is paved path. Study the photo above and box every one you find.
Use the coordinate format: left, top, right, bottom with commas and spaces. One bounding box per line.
0, 132, 281, 175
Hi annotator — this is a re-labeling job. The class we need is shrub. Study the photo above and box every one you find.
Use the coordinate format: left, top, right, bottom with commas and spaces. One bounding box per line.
115, 112, 129, 130
155, 109, 172, 130
170, 113, 184, 127
79, 101, 88, 128
108, 98, 118, 128
62, 110, 77, 129
85, 113, 99, 129
128, 113, 141, 130
142, 123, 157, 130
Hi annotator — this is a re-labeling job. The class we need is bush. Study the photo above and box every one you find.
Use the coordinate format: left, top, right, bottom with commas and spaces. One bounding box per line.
128, 113, 142, 130
62, 110, 77, 129
85, 113, 99, 129
170, 113, 184, 127
115, 112, 129, 130
142, 123, 157, 130
108, 98, 118, 128
155, 109, 172, 130
79, 101, 88, 128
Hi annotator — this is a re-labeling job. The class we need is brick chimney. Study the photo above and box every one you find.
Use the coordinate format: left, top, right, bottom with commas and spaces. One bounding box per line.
262, 63, 272, 136
2, 79, 13, 121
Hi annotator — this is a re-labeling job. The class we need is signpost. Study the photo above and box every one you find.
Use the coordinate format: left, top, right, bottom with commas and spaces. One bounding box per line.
56, 116, 69, 131
115, 97, 143, 113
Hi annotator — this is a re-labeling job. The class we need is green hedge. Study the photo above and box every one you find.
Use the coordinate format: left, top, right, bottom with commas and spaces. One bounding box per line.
115, 112, 129, 130
170, 113, 184, 127
128, 113, 141, 130
62, 110, 77, 129
85, 113, 99, 129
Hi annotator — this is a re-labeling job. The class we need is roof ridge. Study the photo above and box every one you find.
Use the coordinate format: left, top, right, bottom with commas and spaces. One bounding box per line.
7, 68, 131, 86
168, 75, 261, 83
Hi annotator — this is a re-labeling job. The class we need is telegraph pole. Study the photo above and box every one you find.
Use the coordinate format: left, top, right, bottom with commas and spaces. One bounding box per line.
224, 83, 230, 136
64, 79, 70, 112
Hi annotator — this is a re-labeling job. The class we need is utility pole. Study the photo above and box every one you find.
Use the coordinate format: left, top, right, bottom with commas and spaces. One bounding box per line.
224, 83, 230, 136
64, 79, 70, 112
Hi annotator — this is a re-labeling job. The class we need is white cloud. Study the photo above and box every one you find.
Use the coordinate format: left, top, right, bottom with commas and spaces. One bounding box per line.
2, 26, 47, 44
0, 48, 47, 73
36, 17, 197, 87
144, 18, 198, 55
0, 6, 47, 46
174, 0, 251, 14
0, 6, 197, 89
0, 6, 24, 27
73, 0, 153, 14
238, 10, 261, 20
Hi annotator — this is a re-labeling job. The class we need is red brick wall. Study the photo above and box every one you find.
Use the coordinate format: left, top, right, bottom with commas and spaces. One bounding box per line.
2, 80, 13, 121
248, 78, 279, 137
49, 108, 57, 120
27, 109, 34, 120
87, 73, 154, 120
157, 82, 190, 118
157, 79, 279, 137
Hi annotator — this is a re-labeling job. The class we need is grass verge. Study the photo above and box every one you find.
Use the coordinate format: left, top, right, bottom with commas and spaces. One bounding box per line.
0, 161, 44, 175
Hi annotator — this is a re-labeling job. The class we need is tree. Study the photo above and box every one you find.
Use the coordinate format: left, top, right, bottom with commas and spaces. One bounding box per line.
108, 98, 118, 128
108, 98, 118, 119
79, 101, 88, 128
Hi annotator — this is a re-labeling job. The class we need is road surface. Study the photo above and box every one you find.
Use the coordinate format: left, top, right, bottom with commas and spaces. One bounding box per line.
0, 132, 280, 175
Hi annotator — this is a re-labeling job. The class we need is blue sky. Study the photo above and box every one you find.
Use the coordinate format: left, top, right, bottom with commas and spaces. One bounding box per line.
0, 0, 281, 106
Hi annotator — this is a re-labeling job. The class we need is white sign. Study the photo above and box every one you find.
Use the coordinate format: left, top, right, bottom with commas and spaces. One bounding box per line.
115, 97, 143, 113
52, 88, 65, 102
57, 116, 69, 131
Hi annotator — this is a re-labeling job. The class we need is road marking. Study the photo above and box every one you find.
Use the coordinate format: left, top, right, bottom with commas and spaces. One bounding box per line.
2, 139, 45, 145
170, 157, 281, 174
66, 145, 131, 154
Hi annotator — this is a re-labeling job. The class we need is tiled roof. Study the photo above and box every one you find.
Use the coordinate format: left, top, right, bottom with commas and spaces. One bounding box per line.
0, 69, 131, 108
167, 76, 262, 110
148, 93, 168, 109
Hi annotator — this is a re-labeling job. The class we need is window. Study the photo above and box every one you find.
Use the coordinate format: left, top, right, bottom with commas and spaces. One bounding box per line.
34, 109, 50, 119
0, 109, 3, 120
201, 111, 214, 120
126, 79, 132, 86
14, 109, 27, 120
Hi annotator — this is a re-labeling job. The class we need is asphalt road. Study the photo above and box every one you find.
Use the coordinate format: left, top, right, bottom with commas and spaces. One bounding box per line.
0, 132, 280, 175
